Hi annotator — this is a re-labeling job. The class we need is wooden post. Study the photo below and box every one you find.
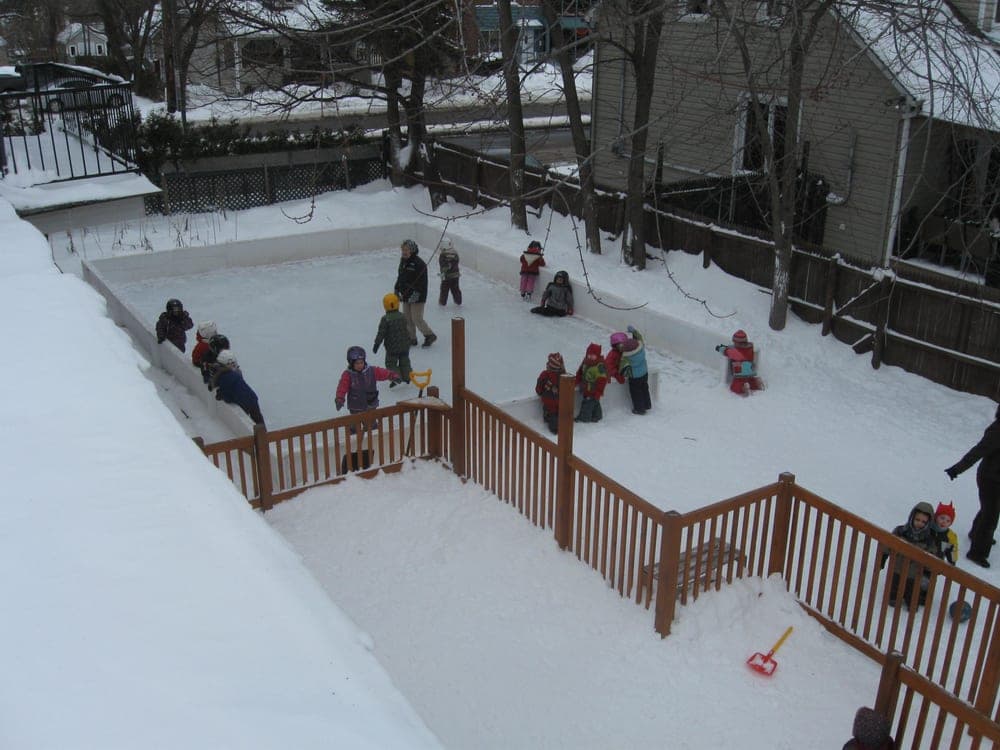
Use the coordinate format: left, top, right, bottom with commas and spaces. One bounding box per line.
768, 472, 796, 578
426, 385, 442, 458
702, 240, 712, 269
972, 615, 1000, 726
253, 423, 274, 512
450, 317, 467, 478
192, 436, 205, 451
554, 373, 576, 551
821, 255, 839, 336
871, 275, 893, 369
654, 510, 683, 637
875, 650, 904, 722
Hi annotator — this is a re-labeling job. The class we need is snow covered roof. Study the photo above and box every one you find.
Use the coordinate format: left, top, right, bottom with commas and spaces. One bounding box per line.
839, 0, 1000, 132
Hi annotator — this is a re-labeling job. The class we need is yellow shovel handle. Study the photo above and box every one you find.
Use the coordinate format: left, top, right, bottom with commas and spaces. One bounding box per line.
768, 626, 794, 655
409, 369, 432, 389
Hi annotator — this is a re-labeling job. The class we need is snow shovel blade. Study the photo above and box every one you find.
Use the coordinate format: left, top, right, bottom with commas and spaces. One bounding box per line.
747, 626, 793, 676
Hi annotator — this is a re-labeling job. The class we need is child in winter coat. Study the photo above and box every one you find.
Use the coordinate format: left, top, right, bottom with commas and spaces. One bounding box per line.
535, 352, 566, 435
335, 346, 401, 424
519, 240, 546, 301
574, 343, 608, 423
716, 329, 763, 395
212, 350, 266, 426
156, 298, 194, 352
373, 293, 412, 386
204, 333, 231, 390
607, 325, 652, 415
191, 321, 217, 383
879, 501, 942, 607
931, 502, 959, 565
438, 238, 462, 306
531, 270, 574, 317
842, 707, 895, 750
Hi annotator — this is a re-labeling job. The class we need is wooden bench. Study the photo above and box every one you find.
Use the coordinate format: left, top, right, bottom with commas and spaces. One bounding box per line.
642, 537, 747, 599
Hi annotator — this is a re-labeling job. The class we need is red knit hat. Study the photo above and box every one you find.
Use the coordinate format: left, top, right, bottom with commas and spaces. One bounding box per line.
936, 502, 956, 521
732, 329, 749, 345
585, 342, 602, 359
547, 352, 565, 372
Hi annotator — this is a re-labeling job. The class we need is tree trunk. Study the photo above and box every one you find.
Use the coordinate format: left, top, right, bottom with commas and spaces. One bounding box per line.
624, 3, 664, 270
161, 0, 178, 113
542, 0, 601, 253
497, 0, 528, 231
384, 65, 406, 186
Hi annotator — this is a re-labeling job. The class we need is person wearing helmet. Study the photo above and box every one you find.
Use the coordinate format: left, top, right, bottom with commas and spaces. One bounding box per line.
334, 346, 401, 424
879, 500, 942, 606
191, 321, 217, 381
530, 270, 574, 317
519, 240, 546, 301
394, 239, 437, 348
373, 293, 412, 385
155, 298, 193, 352
606, 326, 651, 415
438, 237, 462, 306
212, 350, 265, 426
203, 333, 232, 390
715, 329, 763, 395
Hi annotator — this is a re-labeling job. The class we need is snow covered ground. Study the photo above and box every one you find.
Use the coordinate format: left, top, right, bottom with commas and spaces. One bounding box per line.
7, 178, 998, 748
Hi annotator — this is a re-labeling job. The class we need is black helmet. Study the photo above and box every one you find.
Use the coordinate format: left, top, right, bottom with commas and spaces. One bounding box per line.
554, 270, 569, 283
528, 240, 542, 250
347, 345, 366, 364
209, 334, 230, 353
401, 239, 418, 255
166, 298, 183, 312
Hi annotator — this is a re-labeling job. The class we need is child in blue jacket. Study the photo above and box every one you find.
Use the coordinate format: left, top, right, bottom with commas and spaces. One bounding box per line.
608, 325, 651, 415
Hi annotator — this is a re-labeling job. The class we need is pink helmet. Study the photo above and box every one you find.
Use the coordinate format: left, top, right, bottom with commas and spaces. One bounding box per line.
610, 332, 629, 346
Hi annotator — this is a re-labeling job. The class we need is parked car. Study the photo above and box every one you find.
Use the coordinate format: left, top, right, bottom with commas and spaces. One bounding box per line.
41, 78, 125, 113
0, 67, 26, 93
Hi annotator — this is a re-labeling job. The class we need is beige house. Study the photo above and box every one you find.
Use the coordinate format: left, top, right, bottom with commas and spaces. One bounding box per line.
57, 22, 109, 63
591, 0, 1000, 273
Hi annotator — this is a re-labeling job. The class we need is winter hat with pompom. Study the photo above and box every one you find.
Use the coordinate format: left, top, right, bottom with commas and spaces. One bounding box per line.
197, 321, 217, 339
851, 707, 891, 748
547, 353, 565, 372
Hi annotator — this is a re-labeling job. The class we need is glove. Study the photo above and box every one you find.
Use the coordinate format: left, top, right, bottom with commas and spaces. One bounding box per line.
408, 291, 420, 303
716, 344, 728, 353
945, 467, 959, 480
335, 398, 344, 412
391, 376, 403, 386
372, 343, 380, 354
627, 325, 636, 334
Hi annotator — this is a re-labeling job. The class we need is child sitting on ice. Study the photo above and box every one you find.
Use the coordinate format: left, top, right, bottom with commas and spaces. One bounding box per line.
535, 352, 566, 435
574, 343, 608, 423
715, 329, 763, 395
519, 240, 545, 301
931, 502, 959, 565
607, 325, 652, 415
530, 271, 574, 317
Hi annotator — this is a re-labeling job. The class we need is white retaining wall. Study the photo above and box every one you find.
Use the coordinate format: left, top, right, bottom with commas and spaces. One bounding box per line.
86, 220, 729, 433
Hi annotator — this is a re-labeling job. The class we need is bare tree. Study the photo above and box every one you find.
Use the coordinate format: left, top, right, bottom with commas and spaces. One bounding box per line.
497, 0, 528, 230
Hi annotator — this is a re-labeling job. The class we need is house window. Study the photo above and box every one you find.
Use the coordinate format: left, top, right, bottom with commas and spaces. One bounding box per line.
737, 96, 788, 172
96, 44, 104, 55
69, 45, 77, 57
685, 0, 712, 13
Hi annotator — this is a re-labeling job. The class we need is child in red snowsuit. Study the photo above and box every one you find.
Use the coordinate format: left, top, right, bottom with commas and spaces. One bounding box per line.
191, 321, 217, 383
535, 352, 565, 434
574, 343, 609, 422
519, 240, 546, 300
716, 329, 763, 396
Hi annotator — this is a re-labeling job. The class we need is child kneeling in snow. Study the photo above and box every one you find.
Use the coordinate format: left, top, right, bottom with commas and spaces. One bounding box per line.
716, 329, 763, 396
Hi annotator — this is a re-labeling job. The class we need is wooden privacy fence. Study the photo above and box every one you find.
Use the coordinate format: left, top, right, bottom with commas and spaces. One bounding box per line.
426, 143, 1000, 401
200, 389, 448, 510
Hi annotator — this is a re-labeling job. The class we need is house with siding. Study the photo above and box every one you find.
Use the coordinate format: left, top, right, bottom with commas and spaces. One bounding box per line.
57, 22, 109, 64
590, 0, 1000, 277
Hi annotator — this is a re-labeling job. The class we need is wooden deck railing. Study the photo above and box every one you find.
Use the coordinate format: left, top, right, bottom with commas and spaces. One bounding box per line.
200, 388, 446, 510
198, 318, 1000, 745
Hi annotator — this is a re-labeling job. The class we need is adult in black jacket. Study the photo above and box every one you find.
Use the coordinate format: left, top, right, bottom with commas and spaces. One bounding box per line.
946, 403, 1000, 567
394, 239, 437, 347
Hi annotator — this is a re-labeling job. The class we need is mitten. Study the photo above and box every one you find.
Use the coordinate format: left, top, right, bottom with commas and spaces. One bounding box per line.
408, 291, 420, 303
945, 467, 959, 480
335, 398, 344, 411
716, 344, 728, 353
372, 343, 380, 354
627, 325, 636, 334
391, 376, 403, 386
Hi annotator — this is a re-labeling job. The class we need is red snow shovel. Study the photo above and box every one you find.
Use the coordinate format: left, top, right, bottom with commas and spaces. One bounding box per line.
747, 626, 793, 676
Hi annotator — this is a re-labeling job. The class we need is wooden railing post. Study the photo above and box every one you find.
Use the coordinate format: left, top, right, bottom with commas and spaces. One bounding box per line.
768, 472, 796, 578
426, 385, 442, 458
253, 423, 274, 512
654, 510, 683, 637
449, 317, 467, 478
192, 436, 205, 451
871, 275, 893, 370
821, 254, 839, 336
875, 650, 904, 723
554, 373, 576, 550
972, 614, 1000, 725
